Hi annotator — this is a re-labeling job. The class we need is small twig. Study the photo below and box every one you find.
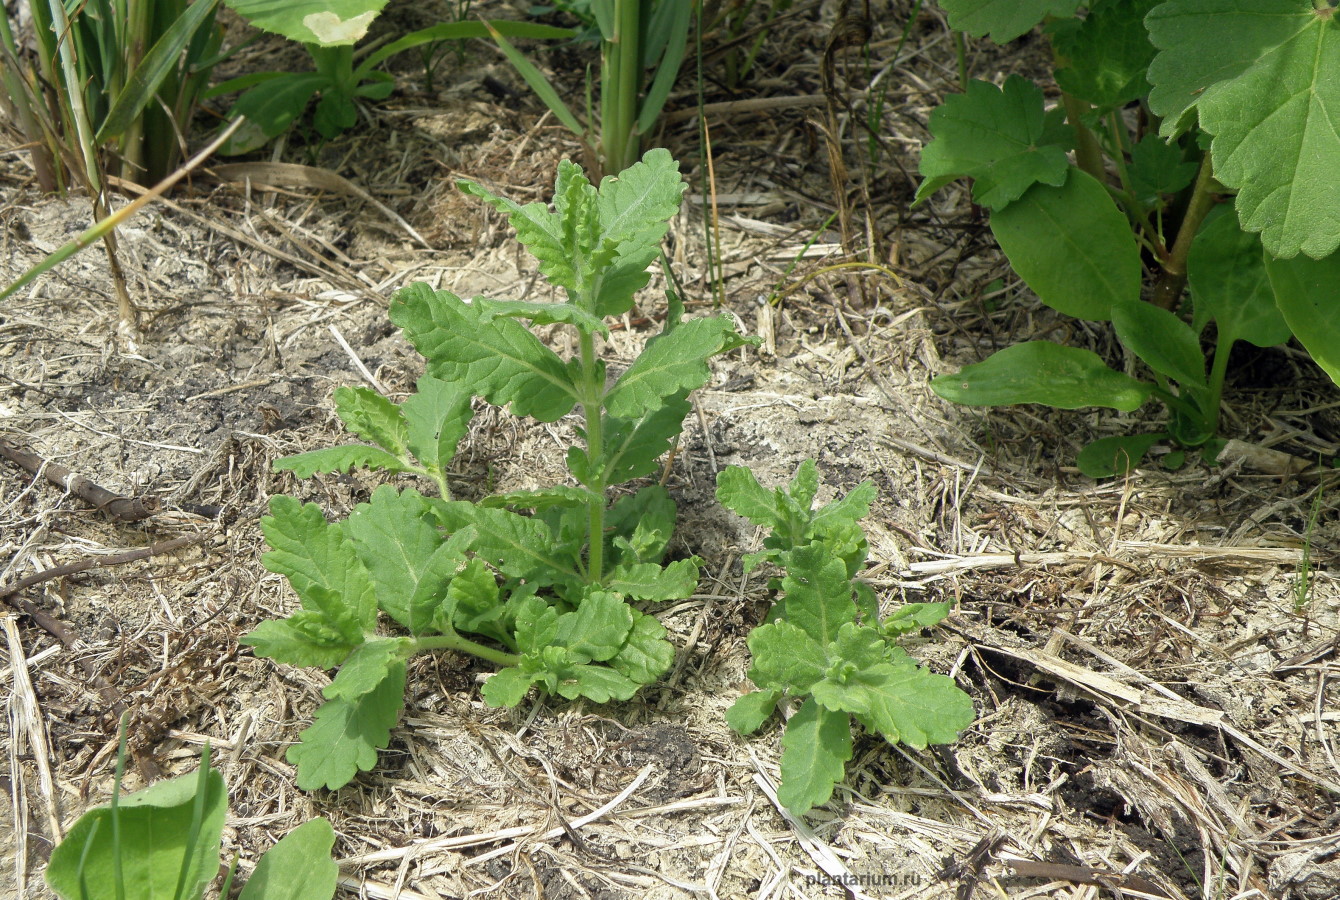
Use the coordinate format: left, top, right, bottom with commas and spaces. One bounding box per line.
0, 533, 209, 602
329, 325, 388, 394
0, 436, 158, 521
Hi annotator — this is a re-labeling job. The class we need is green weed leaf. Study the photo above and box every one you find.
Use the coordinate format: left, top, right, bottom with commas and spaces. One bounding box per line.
478, 485, 601, 511
777, 698, 852, 814
430, 501, 583, 589
931, 341, 1154, 411
1127, 135, 1198, 205
239, 817, 338, 900
273, 445, 409, 478
883, 602, 954, 637
854, 665, 976, 750
555, 591, 634, 662
1147, 0, 1340, 258
1111, 302, 1207, 389
1187, 208, 1290, 348
554, 663, 641, 702
592, 148, 687, 316
224, 0, 389, 45
219, 73, 328, 154
346, 487, 467, 631
725, 690, 781, 735
747, 621, 827, 693
391, 284, 578, 422
938, 0, 1084, 42
334, 386, 408, 456
481, 667, 538, 707
474, 297, 607, 334
289, 661, 406, 791
606, 558, 700, 601
259, 497, 376, 637
457, 182, 577, 291
916, 76, 1073, 210
401, 376, 474, 472
609, 612, 675, 684
605, 317, 754, 420
775, 543, 860, 646
440, 558, 507, 642
585, 394, 692, 485
990, 168, 1142, 320
46, 766, 227, 900
1266, 251, 1340, 385
1051, 0, 1159, 110
1077, 433, 1166, 477
322, 638, 411, 703
242, 613, 359, 669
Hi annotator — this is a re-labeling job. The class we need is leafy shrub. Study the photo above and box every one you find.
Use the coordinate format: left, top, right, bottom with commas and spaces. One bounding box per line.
920, 1, 1340, 474
246, 149, 755, 790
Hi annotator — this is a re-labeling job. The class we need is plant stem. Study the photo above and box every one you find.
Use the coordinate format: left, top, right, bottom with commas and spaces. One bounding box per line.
1061, 91, 1105, 183
579, 329, 607, 583
600, 0, 640, 175
1204, 334, 1233, 436
412, 632, 520, 667
1152, 153, 1217, 310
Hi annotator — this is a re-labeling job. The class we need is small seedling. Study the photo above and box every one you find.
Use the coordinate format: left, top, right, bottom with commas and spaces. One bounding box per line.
246, 149, 756, 790
717, 461, 974, 814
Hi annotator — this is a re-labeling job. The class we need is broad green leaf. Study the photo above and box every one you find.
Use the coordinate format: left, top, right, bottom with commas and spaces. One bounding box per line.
261, 497, 376, 635
829, 623, 888, 671
481, 666, 538, 707
242, 612, 359, 670
554, 591, 634, 662
220, 73, 328, 154
513, 596, 561, 655
457, 182, 576, 291
1266, 252, 1340, 385
441, 558, 507, 643
598, 393, 692, 484
1147, 0, 1340, 258
931, 341, 1154, 411
474, 297, 607, 334
1050, 0, 1159, 110
716, 465, 786, 530
1077, 433, 1166, 477
591, 149, 687, 316
606, 485, 678, 564
223, 0, 388, 45
608, 612, 675, 684
323, 638, 411, 703
314, 91, 358, 138
938, 0, 1084, 42
334, 386, 408, 456
401, 376, 474, 472
775, 543, 859, 646
391, 284, 578, 421
746, 621, 828, 693
554, 664, 641, 702
855, 665, 975, 749
346, 486, 462, 631
725, 690, 781, 735
1127, 135, 1198, 205
915, 76, 1073, 210
273, 445, 409, 478
239, 818, 339, 900
289, 662, 406, 790
810, 481, 877, 542
990, 168, 1142, 320
1111, 302, 1207, 388
606, 558, 700, 601
1187, 208, 1290, 348
46, 766, 227, 900
605, 316, 754, 419
777, 698, 852, 814
429, 501, 584, 588
883, 602, 954, 637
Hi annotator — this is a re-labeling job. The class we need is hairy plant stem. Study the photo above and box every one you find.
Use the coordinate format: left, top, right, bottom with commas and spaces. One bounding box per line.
412, 632, 520, 667
1152, 154, 1218, 310
579, 328, 607, 583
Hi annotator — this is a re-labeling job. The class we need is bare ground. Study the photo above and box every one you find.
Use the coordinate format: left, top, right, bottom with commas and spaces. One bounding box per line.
3, 3, 1339, 899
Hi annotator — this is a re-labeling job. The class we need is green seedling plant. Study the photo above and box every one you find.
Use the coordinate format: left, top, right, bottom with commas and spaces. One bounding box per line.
919, 1, 1340, 474
213, 0, 572, 153
46, 718, 337, 900
487, 0, 691, 175
245, 148, 755, 790
716, 461, 975, 815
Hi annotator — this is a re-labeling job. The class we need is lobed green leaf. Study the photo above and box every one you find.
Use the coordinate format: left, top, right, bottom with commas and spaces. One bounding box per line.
1187, 208, 1290, 349
608, 612, 675, 684
725, 690, 782, 735
322, 638, 411, 703
401, 375, 474, 473
938, 0, 1084, 42
777, 698, 852, 814
261, 496, 376, 637
747, 621, 827, 694
605, 316, 754, 420
289, 662, 406, 791
853, 665, 976, 750
273, 445, 409, 478
1077, 433, 1166, 477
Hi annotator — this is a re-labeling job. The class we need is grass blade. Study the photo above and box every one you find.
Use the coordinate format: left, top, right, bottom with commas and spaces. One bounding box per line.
483, 19, 585, 140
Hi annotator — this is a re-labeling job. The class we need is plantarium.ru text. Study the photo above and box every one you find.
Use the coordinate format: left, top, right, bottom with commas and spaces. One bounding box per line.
245, 148, 754, 790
